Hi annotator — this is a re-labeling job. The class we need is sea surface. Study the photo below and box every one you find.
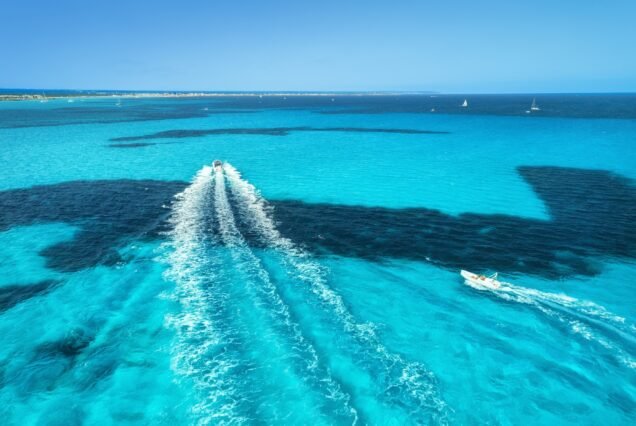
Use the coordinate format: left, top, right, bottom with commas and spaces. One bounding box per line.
0, 93, 635, 425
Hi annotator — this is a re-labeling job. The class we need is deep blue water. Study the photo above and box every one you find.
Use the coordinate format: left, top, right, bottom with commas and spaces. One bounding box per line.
0, 94, 635, 425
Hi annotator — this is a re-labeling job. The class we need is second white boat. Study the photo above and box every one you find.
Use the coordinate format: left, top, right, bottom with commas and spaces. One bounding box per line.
460, 269, 501, 290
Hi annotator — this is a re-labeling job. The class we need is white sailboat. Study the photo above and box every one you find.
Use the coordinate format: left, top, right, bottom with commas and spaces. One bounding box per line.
461, 99, 468, 107
530, 98, 540, 111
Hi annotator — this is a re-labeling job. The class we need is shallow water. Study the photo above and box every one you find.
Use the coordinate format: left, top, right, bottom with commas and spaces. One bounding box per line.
0, 95, 635, 424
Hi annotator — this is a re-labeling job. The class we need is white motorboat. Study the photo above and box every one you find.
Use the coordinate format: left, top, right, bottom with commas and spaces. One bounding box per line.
213, 160, 223, 172
460, 270, 501, 290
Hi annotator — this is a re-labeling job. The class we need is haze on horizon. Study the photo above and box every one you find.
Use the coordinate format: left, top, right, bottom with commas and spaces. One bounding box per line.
1, 0, 635, 94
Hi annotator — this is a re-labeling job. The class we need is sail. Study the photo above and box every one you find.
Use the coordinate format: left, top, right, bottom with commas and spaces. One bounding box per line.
531, 98, 539, 110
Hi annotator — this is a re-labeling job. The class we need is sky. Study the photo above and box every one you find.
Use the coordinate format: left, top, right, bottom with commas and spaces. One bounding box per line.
1, 0, 635, 93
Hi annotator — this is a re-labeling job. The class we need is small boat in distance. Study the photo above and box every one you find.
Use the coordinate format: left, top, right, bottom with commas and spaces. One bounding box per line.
213, 160, 223, 172
530, 98, 540, 111
461, 99, 468, 107
461, 270, 501, 290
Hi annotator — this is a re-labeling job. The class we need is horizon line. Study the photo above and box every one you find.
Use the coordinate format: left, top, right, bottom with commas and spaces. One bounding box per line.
1, 87, 636, 96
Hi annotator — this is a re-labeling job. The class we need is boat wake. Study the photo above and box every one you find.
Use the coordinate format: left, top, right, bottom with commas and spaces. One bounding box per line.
471, 279, 636, 369
213, 167, 358, 424
162, 162, 452, 423
162, 166, 248, 425
224, 163, 450, 423
162, 165, 357, 424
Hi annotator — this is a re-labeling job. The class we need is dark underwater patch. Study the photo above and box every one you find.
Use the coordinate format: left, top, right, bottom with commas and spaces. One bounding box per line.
16, 328, 97, 394
108, 142, 160, 148
0, 180, 187, 272
0, 279, 60, 313
110, 128, 294, 142
327, 127, 447, 134
35, 328, 94, 359
0, 166, 633, 278
259, 166, 635, 278
109, 126, 449, 142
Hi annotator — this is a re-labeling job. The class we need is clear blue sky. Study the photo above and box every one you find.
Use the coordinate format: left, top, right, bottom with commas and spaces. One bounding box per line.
2, 0, 635, 93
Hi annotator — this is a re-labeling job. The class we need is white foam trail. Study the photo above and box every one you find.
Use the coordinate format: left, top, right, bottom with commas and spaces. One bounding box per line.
502, 284, 627, 326
214, 168, 358, 424
474, 280, 636, 369
223, 163, 450, 422
162, 166, 247, 425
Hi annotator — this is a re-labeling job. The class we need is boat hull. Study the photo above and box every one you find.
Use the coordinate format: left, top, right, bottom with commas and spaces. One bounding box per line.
460, 269, 501, 290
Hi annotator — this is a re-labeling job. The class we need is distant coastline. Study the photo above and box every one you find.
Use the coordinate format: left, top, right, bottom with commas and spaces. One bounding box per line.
0, 89, 437, 102
2, 90, 633, 103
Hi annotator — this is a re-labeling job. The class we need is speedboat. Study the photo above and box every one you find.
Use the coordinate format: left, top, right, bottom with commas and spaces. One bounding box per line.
460, 270, 501, 290
213, 160, 223, 172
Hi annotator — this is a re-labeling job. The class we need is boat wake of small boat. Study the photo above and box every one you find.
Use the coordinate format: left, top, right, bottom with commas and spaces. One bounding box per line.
459, 269, 635, 369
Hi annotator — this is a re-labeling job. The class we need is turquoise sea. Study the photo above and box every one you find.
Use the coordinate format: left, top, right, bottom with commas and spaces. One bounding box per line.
0, 94, 635, 425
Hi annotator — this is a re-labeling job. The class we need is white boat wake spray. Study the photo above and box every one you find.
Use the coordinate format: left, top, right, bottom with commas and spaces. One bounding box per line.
461, 270, 636, 369
213, 165, 359, 424
223, 162, 450, 423
163, 164, 359, 424
162, 166, 248, 425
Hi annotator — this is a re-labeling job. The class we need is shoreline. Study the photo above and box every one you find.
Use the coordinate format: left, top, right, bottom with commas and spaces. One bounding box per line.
0, 91, 436, 102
